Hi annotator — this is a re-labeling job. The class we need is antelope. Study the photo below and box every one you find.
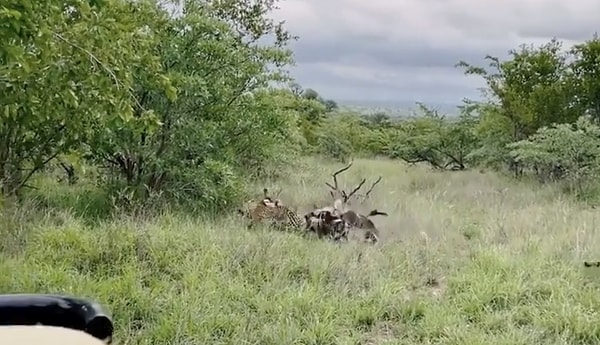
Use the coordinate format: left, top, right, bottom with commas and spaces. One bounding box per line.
313, 160, 388, 243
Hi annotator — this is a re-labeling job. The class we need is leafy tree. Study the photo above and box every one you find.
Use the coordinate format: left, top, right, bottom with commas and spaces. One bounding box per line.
456, 39, 578, 170
82, 0, 299, 209
297, 86, 337, 112
311, 112, 376, 161
570, 35, 600, 120
459, 39, 577, 135
302, 88, 320, 100
388, 103, 478, 170
295, 97, 327, 148
362, 112, 392, 129
290, 82, 303, 96
509, 116, 600, 197
323, 99, 338, 112
0, 0, 170, 197
461, 102, 513, 169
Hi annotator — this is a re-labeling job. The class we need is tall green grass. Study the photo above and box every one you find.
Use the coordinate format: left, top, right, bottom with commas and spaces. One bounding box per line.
1, 157, 600, 344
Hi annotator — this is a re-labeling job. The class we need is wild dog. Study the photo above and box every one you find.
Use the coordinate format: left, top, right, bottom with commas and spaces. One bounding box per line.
303, 209, 349, 242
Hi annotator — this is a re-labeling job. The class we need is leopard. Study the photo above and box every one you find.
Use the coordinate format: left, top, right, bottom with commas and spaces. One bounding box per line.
268, 199, 304, 231
237, 198, 303, 232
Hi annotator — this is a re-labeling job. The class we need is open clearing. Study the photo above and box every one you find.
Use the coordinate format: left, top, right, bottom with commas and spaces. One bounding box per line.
2, 157, 600, 344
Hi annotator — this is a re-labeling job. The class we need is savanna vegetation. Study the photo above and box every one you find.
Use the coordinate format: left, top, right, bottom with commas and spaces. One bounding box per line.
3, 0, 600, 343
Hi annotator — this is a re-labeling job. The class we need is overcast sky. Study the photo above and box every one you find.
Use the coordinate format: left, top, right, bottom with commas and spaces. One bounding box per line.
271, 0, 599, 105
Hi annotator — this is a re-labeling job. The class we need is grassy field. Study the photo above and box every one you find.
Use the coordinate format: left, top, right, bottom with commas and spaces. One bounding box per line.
2, 156, 600, 344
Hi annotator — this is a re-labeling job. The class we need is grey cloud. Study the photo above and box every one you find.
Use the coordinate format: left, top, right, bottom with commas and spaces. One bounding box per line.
291, 64, 482, 104
291, 38, 497, 69
273, 0, 597, 104
436, 0, 600, 42
288, 32, 493, 103
517, 25, 599, 43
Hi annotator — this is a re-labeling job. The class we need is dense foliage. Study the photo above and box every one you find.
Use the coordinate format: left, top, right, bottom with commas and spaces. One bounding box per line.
3, 0, 600, 211
2, 0, 301, 210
